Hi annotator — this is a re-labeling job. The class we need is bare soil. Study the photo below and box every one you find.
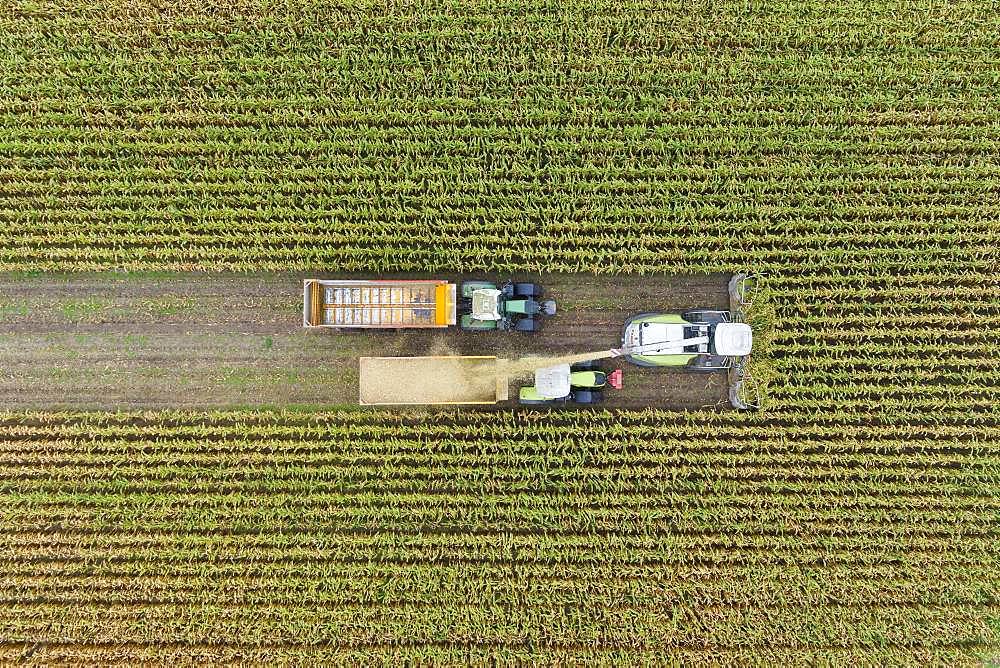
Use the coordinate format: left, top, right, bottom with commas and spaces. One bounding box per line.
0, 272, 731, 410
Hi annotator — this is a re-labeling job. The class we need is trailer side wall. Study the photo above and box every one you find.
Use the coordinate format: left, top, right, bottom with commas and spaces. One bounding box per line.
303, 280, 456, 328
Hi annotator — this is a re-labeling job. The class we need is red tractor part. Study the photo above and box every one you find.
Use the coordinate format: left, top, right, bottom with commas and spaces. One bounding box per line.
608, 369, 623, 390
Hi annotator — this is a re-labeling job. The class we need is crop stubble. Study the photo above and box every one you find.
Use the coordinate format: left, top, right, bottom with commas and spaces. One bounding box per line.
0, 272, 729, 410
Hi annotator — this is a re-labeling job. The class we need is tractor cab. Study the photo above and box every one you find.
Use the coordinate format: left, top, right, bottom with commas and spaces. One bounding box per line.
470, 288, 504, 321
534, 364, 573, 400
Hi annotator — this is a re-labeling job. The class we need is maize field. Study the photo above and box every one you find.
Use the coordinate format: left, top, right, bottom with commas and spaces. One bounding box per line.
1, 0, 998, 664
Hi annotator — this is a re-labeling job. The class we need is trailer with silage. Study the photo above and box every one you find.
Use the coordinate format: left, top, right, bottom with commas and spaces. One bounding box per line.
304, 279, 457, 329
359, 356, 510, 406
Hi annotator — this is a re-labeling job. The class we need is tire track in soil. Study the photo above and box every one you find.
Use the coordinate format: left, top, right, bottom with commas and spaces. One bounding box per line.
0, 273, 731, 410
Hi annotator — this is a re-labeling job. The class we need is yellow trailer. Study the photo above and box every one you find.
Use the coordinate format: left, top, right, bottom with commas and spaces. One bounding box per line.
359, 356, 509, 405
303, 279, 457, 329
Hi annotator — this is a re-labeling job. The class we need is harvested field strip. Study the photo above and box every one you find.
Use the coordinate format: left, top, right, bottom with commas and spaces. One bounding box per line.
0, 272, 731, 410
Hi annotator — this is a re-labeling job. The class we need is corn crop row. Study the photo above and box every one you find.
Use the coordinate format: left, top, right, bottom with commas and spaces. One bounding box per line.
2, 0, 999, 661
2, 414, 998, 657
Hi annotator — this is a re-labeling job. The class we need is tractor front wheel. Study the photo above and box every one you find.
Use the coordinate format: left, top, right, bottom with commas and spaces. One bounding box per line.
514, 318, 540, 333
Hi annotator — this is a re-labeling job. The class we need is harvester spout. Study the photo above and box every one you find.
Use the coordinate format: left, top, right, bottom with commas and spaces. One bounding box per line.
501, 338, 711, 378
500, 349, 620, 377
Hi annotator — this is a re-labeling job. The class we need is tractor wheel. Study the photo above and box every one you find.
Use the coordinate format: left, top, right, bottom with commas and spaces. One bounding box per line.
572, 389, 603, 404
513, 283, 541, 298
514, 318, 540, 333
519, 397, 550, 405
519, 386, 552, 405
687, 355, 727, 372
571, 361, 597, 372
461, 314, 499, 331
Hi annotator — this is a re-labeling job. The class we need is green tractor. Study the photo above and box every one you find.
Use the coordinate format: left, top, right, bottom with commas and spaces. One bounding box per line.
459, 280, 556, 333
518, 362, 622, 405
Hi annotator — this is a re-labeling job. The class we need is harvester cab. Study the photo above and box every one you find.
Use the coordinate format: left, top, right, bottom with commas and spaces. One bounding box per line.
460, 280, 556, 333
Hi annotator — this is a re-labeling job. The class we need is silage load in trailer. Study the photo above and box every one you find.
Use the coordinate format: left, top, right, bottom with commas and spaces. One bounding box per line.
359, 356, 509, 405
304, 279, 456, 329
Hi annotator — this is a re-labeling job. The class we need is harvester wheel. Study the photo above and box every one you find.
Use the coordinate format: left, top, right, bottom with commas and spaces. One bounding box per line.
681, 309, 727, 324
687, 355, 727, 372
